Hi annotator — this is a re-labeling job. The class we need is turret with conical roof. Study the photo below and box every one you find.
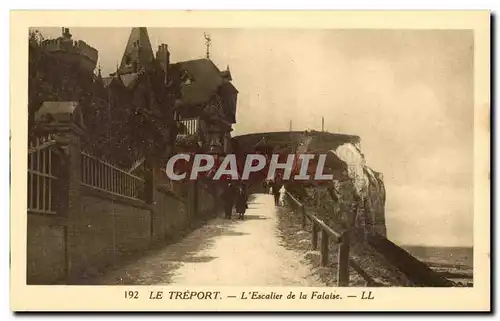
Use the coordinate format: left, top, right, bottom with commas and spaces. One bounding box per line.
119, 27, 155, 74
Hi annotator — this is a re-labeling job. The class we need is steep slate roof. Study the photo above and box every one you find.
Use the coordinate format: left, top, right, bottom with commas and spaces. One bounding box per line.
218, 81, 239, 95
119, 73, 139, 88
119, 27, 155, 72
171, 58, 227, 108
102, 73, 139, 90
102, 76, 113, 88
220, 65, 232, 81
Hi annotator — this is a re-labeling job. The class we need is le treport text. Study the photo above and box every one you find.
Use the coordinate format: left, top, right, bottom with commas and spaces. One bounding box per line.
125, 290, 371, 300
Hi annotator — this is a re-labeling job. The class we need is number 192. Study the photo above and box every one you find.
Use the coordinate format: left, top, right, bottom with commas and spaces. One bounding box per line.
125, 290, 139, 299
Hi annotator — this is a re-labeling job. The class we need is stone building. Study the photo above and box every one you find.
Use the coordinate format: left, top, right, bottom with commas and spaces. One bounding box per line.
29, 27, 179, 168
96, 27, 178, 164
28, 27, 98, 131
30, 26, 238, 163
170, 59, 238, 154
39, 27, 98, 73
27, 28, 225, 284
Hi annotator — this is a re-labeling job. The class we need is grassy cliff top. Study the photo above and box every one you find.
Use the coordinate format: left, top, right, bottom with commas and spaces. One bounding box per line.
233, 130, 361, 153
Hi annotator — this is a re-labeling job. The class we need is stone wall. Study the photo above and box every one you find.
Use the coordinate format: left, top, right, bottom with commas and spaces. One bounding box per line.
151, 188, 189, 243
26, 215, 67, 284
27, 179, 219, 284
72, 187, 152, 278
197, 181, 218, 216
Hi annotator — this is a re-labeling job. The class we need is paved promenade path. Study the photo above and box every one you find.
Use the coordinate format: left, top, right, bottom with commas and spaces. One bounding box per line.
91, 194, 323, 286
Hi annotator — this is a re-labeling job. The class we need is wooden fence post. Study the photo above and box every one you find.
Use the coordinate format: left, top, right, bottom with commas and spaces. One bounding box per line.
337, 230, 350, 286
311, 223, 318, 250
320, 231, 329, 266
300, 205, 306, 228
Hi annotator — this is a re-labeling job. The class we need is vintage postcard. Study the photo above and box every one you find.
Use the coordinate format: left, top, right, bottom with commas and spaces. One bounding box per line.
10, 10, 490, 312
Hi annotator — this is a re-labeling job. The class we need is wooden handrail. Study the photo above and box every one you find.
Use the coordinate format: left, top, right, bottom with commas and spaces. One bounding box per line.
285, 191, 372, 287
285, 191, 343, 242
286, 191, 302, 207
306, 212, 344, 242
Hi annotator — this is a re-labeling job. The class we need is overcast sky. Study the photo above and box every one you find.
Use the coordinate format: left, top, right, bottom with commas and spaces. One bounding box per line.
37, 27, 474, 247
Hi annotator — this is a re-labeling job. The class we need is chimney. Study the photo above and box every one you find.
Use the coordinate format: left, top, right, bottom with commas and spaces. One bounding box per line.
156, 44, 170, 84
61, 27, 72, 40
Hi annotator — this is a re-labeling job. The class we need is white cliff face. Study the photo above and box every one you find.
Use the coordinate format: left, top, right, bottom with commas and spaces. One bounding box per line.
328, 143, 387, 236
291, 135, 387, 237
331, 143, 370, 200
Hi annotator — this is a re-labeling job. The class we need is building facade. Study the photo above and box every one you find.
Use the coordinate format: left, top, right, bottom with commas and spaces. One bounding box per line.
170, 59, 238, 154
29, 26, 238, 170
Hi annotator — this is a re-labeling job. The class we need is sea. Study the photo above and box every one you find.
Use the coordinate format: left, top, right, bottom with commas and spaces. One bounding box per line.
402, 245, 474, 286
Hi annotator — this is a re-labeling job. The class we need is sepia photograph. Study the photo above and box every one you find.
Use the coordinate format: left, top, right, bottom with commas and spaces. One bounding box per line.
10, 10, 490, 312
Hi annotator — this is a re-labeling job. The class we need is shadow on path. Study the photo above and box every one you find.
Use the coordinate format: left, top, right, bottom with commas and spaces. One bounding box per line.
76, 194, 323, 286
77, 215, 249, 285
241, 214, 269, 221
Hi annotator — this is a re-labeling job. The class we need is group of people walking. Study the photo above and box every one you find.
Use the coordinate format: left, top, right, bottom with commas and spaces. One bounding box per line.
264, 178, 287, 207
221, 181, 248, 220
221, 177, 288, 220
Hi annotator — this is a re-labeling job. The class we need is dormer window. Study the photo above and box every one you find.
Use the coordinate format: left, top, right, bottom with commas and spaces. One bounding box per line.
180, 70, 193, 86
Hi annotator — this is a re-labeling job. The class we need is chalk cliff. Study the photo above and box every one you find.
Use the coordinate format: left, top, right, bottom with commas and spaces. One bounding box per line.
330, 142, 387, 236
299, 135, 387, 238
233, 130, 387, 238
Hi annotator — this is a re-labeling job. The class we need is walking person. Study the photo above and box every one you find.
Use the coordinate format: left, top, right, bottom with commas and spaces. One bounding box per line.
235, 183, 248, 220
271, 176, 282, 206
278, 184, 287, 207
222, 182, 236, 219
